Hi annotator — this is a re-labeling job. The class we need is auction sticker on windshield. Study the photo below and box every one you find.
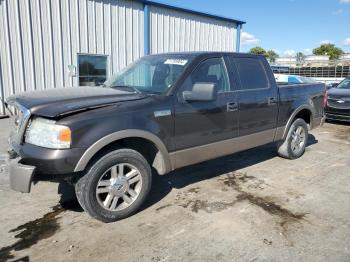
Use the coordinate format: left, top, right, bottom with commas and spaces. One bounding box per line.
164, 59, 188, 66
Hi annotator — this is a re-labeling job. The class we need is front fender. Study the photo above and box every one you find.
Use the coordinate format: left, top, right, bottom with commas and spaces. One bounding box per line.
74, 129, 173, 175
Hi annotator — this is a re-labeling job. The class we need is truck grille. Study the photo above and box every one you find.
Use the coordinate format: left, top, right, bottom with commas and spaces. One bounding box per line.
326, 96, 350, 111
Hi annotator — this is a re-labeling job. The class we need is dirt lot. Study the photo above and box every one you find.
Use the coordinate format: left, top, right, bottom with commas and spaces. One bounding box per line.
0, 117, 349, 262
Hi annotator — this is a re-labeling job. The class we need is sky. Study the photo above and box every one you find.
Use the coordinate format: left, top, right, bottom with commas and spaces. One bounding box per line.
155, 0, 350, 57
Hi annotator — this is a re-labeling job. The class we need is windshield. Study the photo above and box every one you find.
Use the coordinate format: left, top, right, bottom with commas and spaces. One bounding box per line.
337, 78, 350, 89
104, 55, 193, 94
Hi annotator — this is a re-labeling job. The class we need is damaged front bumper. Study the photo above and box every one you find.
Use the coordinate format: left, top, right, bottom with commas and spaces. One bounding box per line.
9, 157, 36, 193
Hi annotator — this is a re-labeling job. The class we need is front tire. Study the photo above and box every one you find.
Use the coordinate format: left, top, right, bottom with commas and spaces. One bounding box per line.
277, 118, 308, 160
75, 149, 152, 222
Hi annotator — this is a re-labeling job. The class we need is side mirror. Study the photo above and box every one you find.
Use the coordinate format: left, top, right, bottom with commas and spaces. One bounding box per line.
183, 83, 217, 102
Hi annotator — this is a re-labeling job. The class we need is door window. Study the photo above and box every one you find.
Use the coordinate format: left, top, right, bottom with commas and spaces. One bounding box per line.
231, 57, 269, 90
186, 57, 230, 92
78, 55, 107, 86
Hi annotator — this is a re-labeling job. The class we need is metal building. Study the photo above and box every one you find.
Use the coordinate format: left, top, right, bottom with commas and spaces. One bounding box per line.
0, 0, 245, 115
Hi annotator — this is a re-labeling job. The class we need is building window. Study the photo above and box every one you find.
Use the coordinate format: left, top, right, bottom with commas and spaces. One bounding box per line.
78, 54, 108, 86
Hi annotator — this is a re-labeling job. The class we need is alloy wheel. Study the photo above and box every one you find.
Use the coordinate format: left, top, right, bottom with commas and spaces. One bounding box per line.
95, 163, 142, 211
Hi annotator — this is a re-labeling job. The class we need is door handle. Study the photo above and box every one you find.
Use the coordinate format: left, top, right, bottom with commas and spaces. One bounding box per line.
268, 97, 277, 106
227, 102, 238, 112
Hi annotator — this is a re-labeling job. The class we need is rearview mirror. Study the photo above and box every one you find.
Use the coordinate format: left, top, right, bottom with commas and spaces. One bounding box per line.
183, 83, 217, 102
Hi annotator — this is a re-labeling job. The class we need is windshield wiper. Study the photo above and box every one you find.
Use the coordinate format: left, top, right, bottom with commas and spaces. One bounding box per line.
109, 85, 142, 94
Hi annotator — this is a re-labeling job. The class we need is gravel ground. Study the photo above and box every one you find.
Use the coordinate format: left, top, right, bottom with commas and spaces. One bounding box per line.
0, 117, 349, 262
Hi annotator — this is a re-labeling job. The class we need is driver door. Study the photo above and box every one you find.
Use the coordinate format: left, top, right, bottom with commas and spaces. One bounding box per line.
173, 56, 239, 168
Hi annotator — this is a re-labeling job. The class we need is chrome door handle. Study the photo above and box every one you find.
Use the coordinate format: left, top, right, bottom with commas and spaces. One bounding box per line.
268, 97, 277, 105
227, 102, 238, 112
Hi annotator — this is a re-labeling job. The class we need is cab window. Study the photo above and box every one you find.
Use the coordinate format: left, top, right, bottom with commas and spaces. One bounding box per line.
230, 57, 269, 90
185, 57, 230, 92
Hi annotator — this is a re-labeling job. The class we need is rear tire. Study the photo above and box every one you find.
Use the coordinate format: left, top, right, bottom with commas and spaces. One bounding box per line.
277, 118, 308, 160
75, 149, 152, 223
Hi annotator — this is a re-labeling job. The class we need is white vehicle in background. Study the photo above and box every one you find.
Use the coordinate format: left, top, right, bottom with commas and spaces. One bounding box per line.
274, 74, 317, 85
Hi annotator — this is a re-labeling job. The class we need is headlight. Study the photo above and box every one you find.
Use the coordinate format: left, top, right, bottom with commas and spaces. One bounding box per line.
25, 117, 71, 149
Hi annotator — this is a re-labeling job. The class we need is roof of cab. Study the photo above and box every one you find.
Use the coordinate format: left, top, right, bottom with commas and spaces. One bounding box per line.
144, 52, 263, 58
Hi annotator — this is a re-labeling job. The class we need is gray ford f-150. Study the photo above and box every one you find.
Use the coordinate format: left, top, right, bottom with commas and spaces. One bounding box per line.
6, 52, 325, 222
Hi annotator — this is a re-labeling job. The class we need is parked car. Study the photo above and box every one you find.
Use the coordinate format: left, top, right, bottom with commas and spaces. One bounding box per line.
325, 76, 350, 122
326, 82, 339, 90
274, 74, 317, 85
6, 52, 325, 222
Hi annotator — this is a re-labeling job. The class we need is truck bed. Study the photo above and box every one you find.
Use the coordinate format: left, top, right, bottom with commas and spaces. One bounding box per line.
277, 83, 326, 129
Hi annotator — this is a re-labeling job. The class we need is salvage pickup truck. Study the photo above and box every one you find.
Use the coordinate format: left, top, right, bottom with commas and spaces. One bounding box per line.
6, 52, 325, 222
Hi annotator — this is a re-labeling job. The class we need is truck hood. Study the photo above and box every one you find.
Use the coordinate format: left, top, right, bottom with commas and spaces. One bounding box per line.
327, 88, 350, 98
6, 86, 148, 118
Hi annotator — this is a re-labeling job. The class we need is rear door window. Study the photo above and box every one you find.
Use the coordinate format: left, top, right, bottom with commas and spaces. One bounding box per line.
230, 57, 269, 90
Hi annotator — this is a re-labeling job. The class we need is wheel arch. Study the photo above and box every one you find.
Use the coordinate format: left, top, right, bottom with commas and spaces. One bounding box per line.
74, 130, 173, 175
282, 104, 314, 140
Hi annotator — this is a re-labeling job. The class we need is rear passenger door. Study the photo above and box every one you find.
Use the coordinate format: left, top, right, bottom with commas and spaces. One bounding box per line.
228, 56, 278, 137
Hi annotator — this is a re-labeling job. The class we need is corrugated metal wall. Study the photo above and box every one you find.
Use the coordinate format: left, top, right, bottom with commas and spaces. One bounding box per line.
0, 0, 239, 115
149, 5, 237, 54
0, 0, 144, 114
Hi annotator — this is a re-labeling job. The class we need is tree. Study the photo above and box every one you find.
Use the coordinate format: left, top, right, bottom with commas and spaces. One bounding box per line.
266, 50, 279, 63
296, 52, 305, 64
249, 47, 267, 56
312, 44, 343, 60
249, 47, 279, 62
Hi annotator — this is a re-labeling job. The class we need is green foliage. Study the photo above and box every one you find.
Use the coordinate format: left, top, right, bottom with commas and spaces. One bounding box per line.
266, 50, 279, 63
249, 47, 267, 56
296, 52, 305, 63
312, 44, 343, 60
249, 47, 279, 62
